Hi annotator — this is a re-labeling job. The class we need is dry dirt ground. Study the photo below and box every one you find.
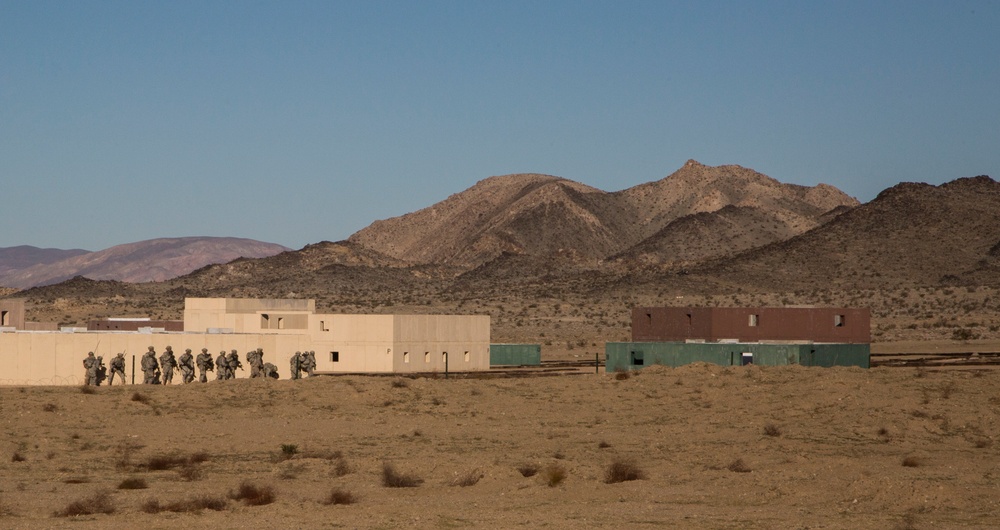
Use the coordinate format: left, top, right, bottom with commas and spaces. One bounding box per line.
1, 364, 999, 529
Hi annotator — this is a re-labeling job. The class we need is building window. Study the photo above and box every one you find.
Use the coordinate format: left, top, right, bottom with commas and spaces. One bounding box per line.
320, 320, 327, 331
261, 314, 270, 328
835, 314, 845, 327
749, 314, 759, 327
330, 351, 339, 362
686, 313, 692, 327
442, 352, 447, 364
1, 310, 8, 326
403, 352, 410, 363
646, 312, 652, 326
464, 351, 470, 362
424, 352, 430, 363
277, 317, 284, 330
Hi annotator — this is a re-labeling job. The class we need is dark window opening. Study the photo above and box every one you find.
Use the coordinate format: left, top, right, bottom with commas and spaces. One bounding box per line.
835, 314, 845, 327
630, 351, 644, 366
330, 351, 339, 362
748, 314, 759, 327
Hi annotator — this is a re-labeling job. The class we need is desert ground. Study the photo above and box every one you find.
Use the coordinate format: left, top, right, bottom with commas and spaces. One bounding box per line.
2, 360, 998, 529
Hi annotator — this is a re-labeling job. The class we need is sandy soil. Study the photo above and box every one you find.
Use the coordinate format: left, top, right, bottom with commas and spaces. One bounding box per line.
1, 365, 998, 529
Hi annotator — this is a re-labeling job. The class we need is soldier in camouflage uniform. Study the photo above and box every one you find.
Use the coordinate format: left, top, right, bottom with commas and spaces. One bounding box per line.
196, 348, 214, 383
141, 347, 159, 384
262, 362, 279, 379
108, 352, 127, 385
178, 348, 195, 384
159, 346, 178, 385
227, 349, 243, 379
82, 352, 97, 386
289, 351, 302, 380
247, 348, 264, 378
215, 350, 229, 381
301, 350, 317, 377
95, 356, 107, 386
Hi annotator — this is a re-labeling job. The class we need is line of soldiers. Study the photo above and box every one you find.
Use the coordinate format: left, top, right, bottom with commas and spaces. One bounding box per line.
84, 346, 289, 385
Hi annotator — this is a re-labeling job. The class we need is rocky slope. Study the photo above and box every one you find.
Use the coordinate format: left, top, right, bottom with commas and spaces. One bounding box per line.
349, 161, 859, 268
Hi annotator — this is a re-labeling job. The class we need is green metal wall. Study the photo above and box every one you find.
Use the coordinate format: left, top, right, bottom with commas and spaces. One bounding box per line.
490, 344, 542, 366
606, 342, 870, 371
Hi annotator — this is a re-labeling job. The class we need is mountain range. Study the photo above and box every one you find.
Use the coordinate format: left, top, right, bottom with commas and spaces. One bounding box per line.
3, 160, 998, 346
0, 237, 289, 289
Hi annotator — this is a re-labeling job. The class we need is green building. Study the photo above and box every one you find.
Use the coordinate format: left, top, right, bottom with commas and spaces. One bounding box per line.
606, 342, 870, 371
490, 344, 542, 366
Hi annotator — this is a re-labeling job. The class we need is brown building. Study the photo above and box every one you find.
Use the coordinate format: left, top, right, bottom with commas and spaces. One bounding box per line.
631, 307, 870, 344
87, 318, 184, 332
0, 299, 26, 329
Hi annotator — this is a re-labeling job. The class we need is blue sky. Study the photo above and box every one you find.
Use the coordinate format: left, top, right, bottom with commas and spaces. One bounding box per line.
2, 1, 998, 251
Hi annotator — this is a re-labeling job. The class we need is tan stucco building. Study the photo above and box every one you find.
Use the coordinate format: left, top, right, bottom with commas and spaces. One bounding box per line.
0, 298, 490, 385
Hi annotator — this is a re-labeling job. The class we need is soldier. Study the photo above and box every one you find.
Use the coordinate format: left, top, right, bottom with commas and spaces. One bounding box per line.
95, 356, 107, 386
141, 347, 159, 384
261, 362, 279, 379
227, 349, 243, 379
178, 348, 195, 384
82, 352, 97, 386
301, 350, 317, 377
108, 352, 127, 385
215, 350, 229, 381
196, 348, 214, 383
289, 351, 302, 380
159, 346, 178, 385
247, 349, 262, 378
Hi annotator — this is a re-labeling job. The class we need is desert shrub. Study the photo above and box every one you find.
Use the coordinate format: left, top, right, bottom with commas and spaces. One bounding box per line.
597, 441, 612, 449
878, 427, 891, 437
188, 451, 210, 464
43, 403, 58, 412
451, 468, 483, 487
63, 476, 90, 484
543, 463, 567, 487
614, 370, 631, 381
130, 392, 150, 404
974, 438, 992, 449
763, 424, 782, 437
117, 477, 148, 490
10, 452, 26, 463
229, 481, 276, 506
144, 454, 188, 471
281, 444, 299, 458
54, 489, 115, 517
517, 463, 539, 477
901, 456, 922, 467
604, 459, 645, 484
390, 378, 409, 388
323, 488, 357, 505
381, 462, 423, 488
79, 385, 96, 395
727, 458, 752, 473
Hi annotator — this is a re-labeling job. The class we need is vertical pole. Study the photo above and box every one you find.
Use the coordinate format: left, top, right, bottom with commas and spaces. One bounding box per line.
595, 352, 599, 374
131, 355, 135, 385
445, 352, 449, 379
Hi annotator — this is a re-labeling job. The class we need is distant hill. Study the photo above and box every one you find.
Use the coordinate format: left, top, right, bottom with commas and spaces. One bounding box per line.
349, 160, 859, 268
698, 175, 1000, 290
0, 246, 90, 275
0, 237, 290, 289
